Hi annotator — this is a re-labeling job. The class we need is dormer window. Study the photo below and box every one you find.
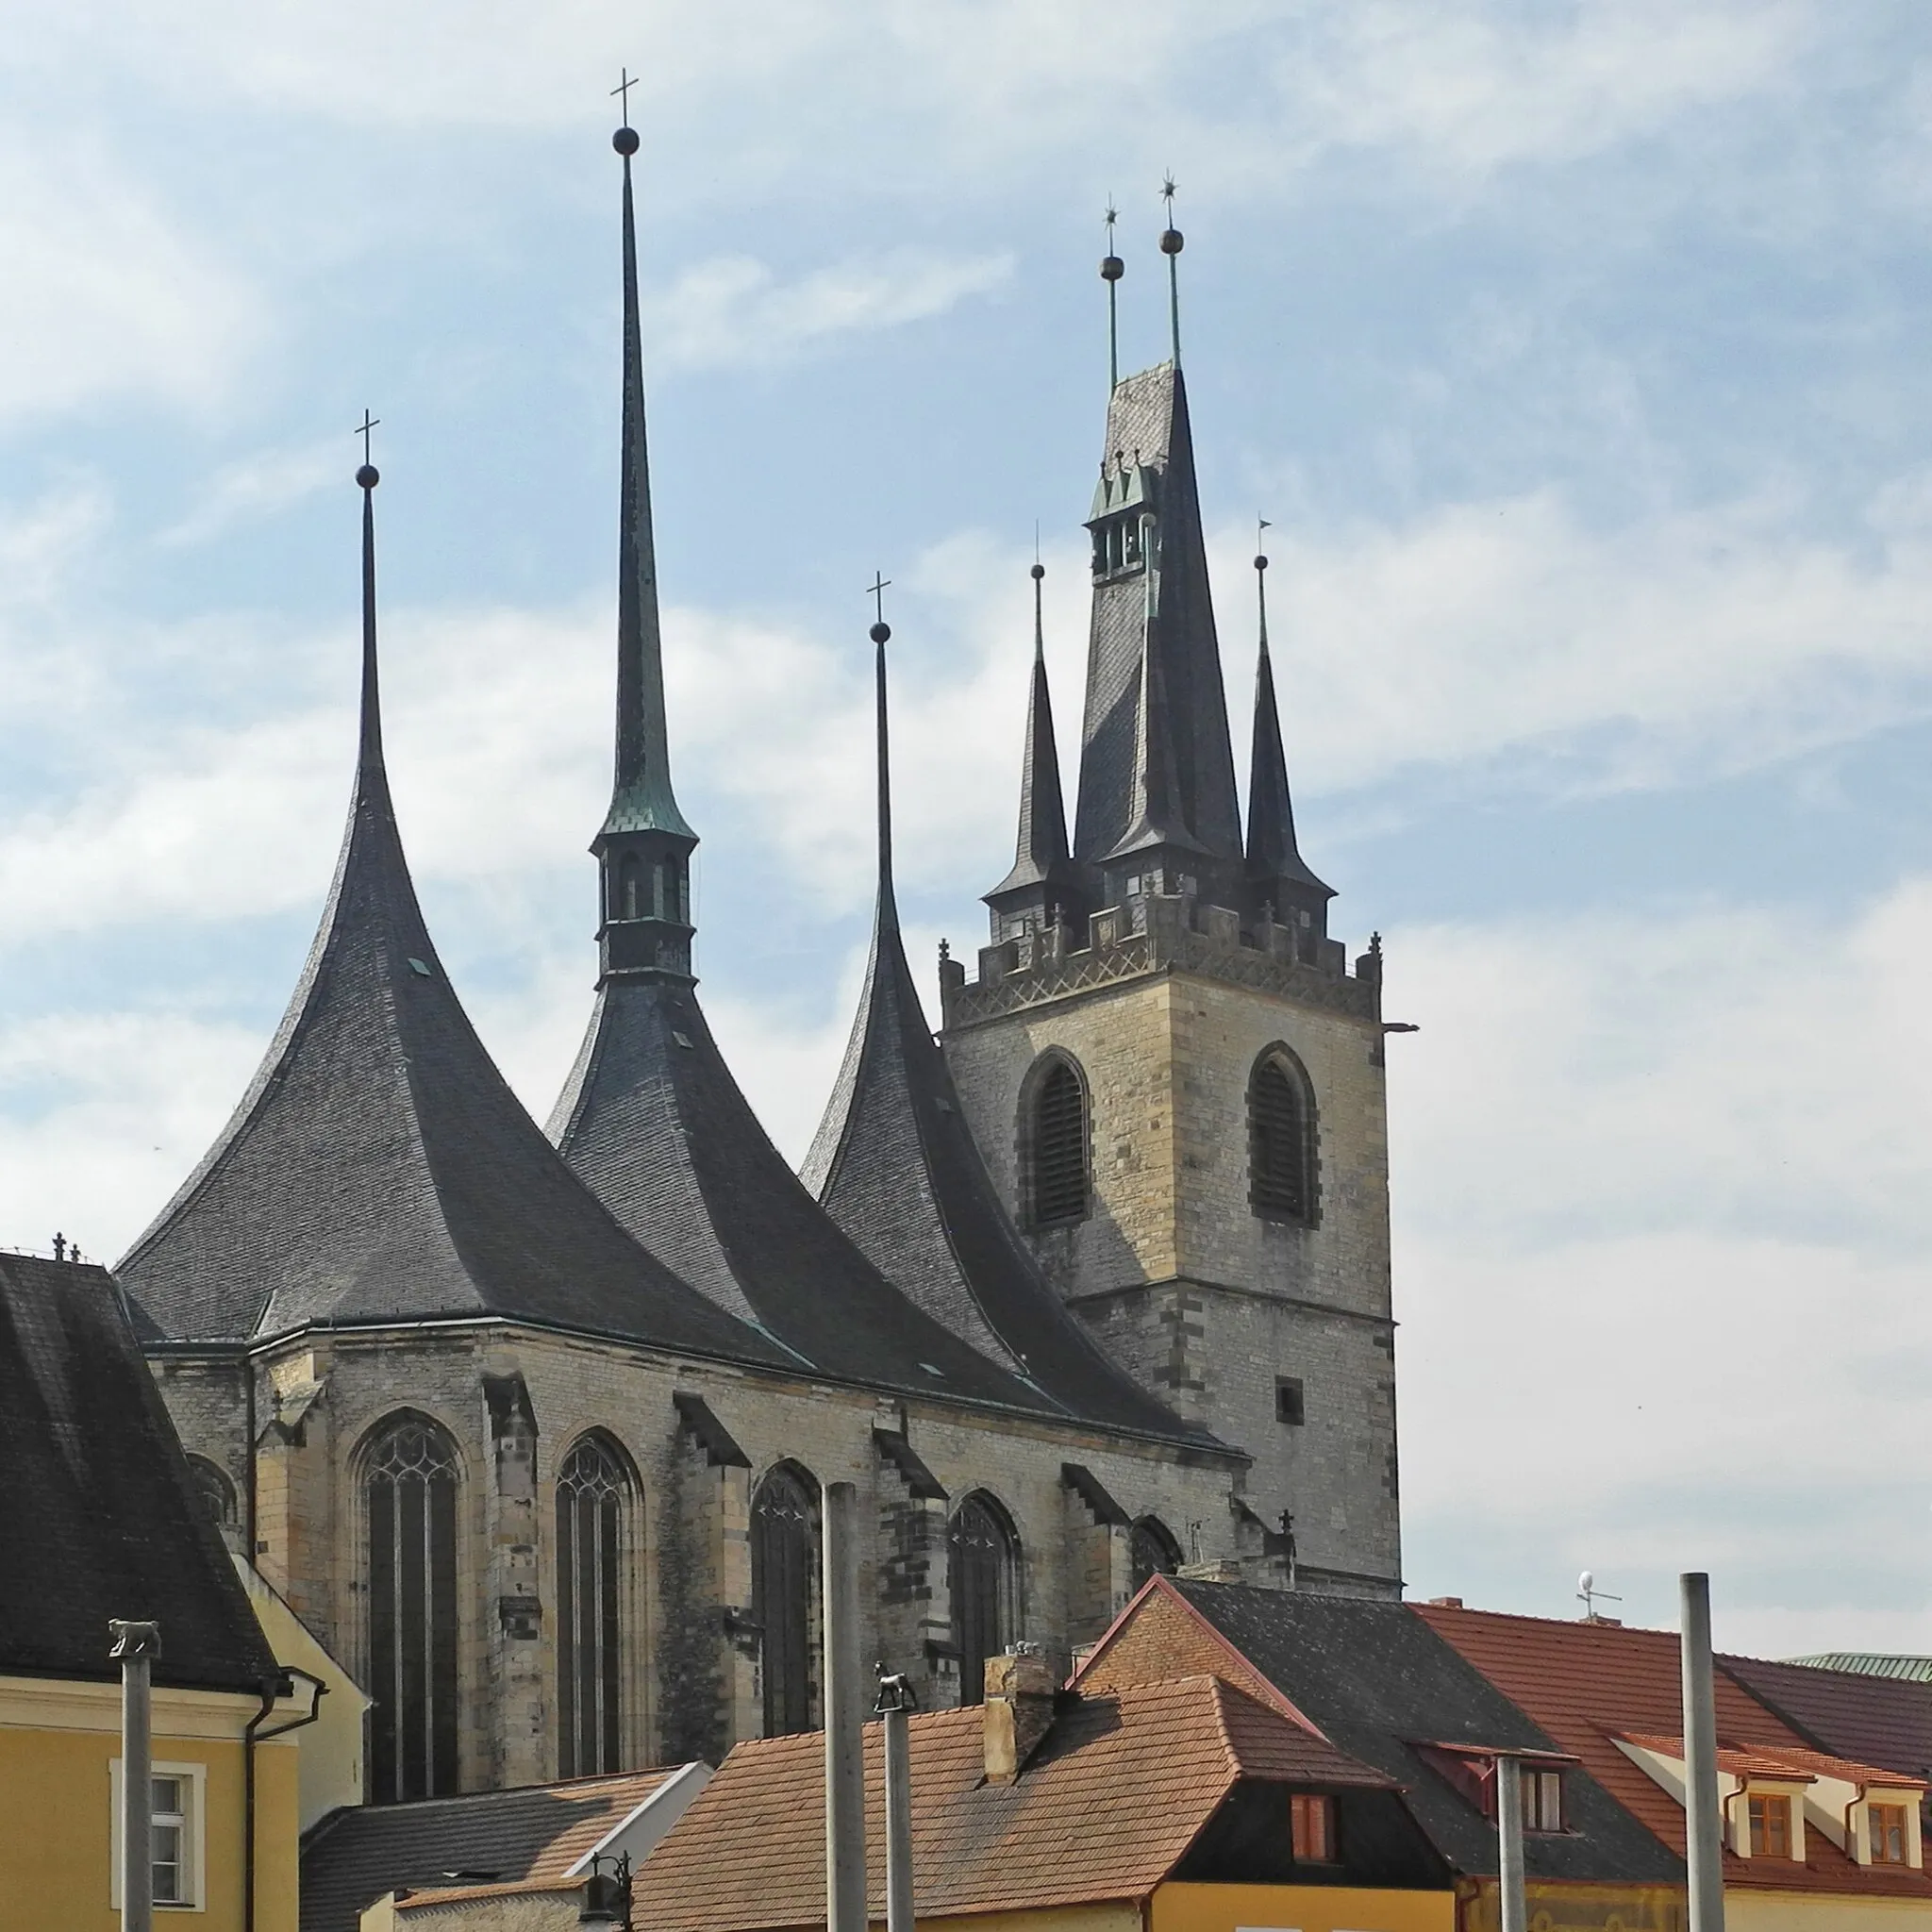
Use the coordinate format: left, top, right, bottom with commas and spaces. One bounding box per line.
1290, 1792, 1336, 1862
1521, 1766, 1565, 1833
1871, 1803, 1909, 1864
1090, 514, 1146, 580
1749, 1792, 1791, 1858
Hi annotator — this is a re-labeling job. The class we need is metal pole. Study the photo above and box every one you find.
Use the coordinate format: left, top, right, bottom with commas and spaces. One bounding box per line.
111, 1620, 160, 1932
876, 1674, 916, 1932
1681, 1573, 1727, 1932
1496, 1752, 1525, 1932
822, 1482, 866, 1932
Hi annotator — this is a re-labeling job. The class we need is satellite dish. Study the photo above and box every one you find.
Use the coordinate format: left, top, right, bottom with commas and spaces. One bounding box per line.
1578, 1570, 1593, 1594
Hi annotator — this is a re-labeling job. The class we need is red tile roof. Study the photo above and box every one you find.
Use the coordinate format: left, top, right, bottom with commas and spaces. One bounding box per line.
632, 1675, 1393, 1932
1617, 1733, 1928, 1792
1417, 1603, 1932, 1900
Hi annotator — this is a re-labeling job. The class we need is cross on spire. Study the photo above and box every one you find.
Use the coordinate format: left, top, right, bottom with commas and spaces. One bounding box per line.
611, 67, 639, 125
355, 410, 379, 466
868, 572, 891, 631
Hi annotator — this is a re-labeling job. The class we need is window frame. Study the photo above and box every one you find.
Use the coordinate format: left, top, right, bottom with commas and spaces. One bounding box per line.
1274, 1376, 1307, 1427
950, 1491, 1023, 1707
751, 1461, 822, 1739
1290, 1790, 1338, 1863
556, 1429, 637, 1779
109, 1757, 208, 1913
1128, 1515, 1183, 1591
1020, 1052, 1092, 1232
1748, 1790, 1793, 1859
1869, 1801, 1910, 1866
1247, 1046, 1320, 1227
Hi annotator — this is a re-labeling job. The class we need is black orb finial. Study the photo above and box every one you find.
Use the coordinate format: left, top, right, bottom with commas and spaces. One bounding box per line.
1100, 254, 1124, 282
1029, 561, 1045, 581
357, 463, 379, 491
870, 620, 891, 645
1160, 227, 1184, 255
613, 125, 640, 157
1253, 553, 1267, 572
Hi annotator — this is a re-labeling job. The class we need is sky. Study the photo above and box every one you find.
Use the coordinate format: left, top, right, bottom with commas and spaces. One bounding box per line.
3, 0, 1931, 1659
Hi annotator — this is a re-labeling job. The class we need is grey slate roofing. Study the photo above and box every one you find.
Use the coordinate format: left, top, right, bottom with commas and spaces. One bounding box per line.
1073, 364, 1243, 885
987, 570, 1077, 903
0, 1252, 282, 1694
117, 484, 781, 1373
1168, 1580, 1685, 1885
1244, 579, 1332, 903
803, 645, 1224, 1448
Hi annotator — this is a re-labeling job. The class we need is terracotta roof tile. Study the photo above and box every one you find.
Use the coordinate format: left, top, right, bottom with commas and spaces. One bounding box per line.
1418, 1604, 1932, 1900
1721, 1655, 1932, 1792
633, 1677, 1390, 1932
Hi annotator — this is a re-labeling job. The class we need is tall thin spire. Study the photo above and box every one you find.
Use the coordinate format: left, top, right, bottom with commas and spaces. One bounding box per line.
602, 109, 693, 844
1244, 540, 1333, 921
869, 577, 896, 933
1159, 177, 1183, 367
356, 434, 384, 779
985, 562, 1076, 915
1100, 203, 1124, 391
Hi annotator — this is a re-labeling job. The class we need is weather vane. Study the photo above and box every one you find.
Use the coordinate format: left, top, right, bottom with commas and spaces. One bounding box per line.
1158, 175, 1184, 366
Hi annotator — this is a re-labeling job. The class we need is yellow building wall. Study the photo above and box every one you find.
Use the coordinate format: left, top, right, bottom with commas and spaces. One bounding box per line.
1727, 1892, 1932, 1930
1460, 1878, 1686, 1931
1153, 1879, 1455, 1932
0, 1682, 301, 1932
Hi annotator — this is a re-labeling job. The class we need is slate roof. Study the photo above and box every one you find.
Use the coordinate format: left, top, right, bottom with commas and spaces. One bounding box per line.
632, 1675, 1395, 1932
1420, 1601, 1932, 1902
802, 651, 1224, 1447
1721, 1654, 1932, 1791
300, 1768, 685, 1932
1072, 364, 1243, 889
1077, 1577, 1682, 1886
0, 1252, 281, 1695
987, 575, 1077, 903
117, 485, 782, 1374
1244, 615, 1332, 902
550, 975, 1076, 1410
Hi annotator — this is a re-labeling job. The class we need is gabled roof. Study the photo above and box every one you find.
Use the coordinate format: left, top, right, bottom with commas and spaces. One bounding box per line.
1722, 1654, 1932, 1790
0, 1252, 281, 1695
1615, 1732, 1927, 1791
1073, 364, 1242, 886
631, 1675, 1397, 1932
550, 976, 1076, 1410
802, 645, 1223, 1447
301, 1767, 692, 1932
117, 482, 780, 1372
1076, 1577, 1681, 1886
1419, 1601, 1932, 1900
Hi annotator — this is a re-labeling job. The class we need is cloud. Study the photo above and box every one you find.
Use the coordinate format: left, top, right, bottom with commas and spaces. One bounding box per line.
157, 438, 343, 548
649, 250, 1013, 371
1391, 877, 1932, 1649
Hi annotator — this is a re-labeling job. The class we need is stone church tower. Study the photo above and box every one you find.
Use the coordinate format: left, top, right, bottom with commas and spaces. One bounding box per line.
940, 260, 1401, 1592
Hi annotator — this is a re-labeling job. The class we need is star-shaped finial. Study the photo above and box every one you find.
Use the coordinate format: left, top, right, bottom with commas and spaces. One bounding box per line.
1161, 174, 1177, 204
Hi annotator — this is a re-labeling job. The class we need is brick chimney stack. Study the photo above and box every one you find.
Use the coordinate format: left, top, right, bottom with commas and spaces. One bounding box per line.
982, 1643, 1057, 1785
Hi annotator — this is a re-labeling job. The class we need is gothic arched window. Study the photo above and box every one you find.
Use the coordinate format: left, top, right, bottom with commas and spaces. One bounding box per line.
1249, 1048, 1317, 1225
557, 1432, 633, 1778
950, 1492, 1021, 1706
1129, 1515, 1182, 1591
363, 1413, 460, 1803
1024, 1055, 1090, 1230
186, 1455, 236, 1529
751, 1464, 819, 1738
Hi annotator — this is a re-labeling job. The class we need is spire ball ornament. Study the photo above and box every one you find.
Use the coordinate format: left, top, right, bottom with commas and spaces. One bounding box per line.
1100, 254, 1124, 282
1160, 227, 1184, 255
357, 463, 379, 490
1030, 561, 1045, 580
870, 620, 891, 645
1254, 553, 1267, 572
613, 125, 640, 156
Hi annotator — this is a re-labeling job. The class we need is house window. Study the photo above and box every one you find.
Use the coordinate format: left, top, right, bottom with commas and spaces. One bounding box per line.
109, 1759, 206, 1912
950, 1492, 1021, 1706
364, 1413, 460, 1802
1291, 1792, 1336, 1862
1026, 1057, 1090, 1229
1872, 1803, 1909, 1864
1129, 1516, 1182, 1591
1275, 1377, 1306, 1426
1249, 1050, 1316, 1224
1522, 1766, 1565, 1833
557, 1433, 632, 1778
1749, 1792, 1792, 1858
752, 1464, 819, 1738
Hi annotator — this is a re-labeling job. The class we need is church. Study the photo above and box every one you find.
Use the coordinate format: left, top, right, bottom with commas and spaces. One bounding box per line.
120, 120, 1403, 1803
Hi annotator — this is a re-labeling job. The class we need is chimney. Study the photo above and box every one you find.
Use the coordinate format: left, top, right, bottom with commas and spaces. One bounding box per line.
983, 1643, 1056, 1785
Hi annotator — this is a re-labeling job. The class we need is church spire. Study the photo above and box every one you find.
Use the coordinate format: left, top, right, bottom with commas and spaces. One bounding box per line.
593, 107, 697, 985
1244, 541, 1333, 937
870, 580, 897, 935
985, 562, 1078, 933
356, 437, 384, 781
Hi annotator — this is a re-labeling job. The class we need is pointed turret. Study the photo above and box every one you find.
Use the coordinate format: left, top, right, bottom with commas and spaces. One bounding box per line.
985, 563, 1081, 941
1244, 548, 1333, 941
803, 625, 1217, 1446
119, 458, 777, 1370
595, 119, 697, 986
1070, 363, 1243, 907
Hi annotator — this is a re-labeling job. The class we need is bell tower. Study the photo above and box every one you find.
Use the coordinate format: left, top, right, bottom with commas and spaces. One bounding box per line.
940, 220, 1401, 1594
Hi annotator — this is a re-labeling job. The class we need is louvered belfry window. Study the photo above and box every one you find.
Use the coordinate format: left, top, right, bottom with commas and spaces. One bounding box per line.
1029, 1058, 1089, 1228
752, 1466, 818, 1738
1250, 1053, 1315, 1224
557, 1434, 629, 1778
365, 1415, 460, 1803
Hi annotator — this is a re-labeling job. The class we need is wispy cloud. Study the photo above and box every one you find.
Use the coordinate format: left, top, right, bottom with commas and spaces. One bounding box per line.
157, 437, 343, 548
649, 249, 1013, 370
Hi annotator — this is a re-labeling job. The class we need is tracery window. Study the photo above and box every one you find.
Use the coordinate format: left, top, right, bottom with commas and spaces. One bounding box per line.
1025, 1055, 1090, 1230
1249, 1048, 1317, 1225
950, 1492, 1020, 1706
186, 1455, 236, 1529
1129, 1515, 1182, 1591
364, 1413, 460, 1803
751, 1464, 819, 1738
557, 1432, 632, 1777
